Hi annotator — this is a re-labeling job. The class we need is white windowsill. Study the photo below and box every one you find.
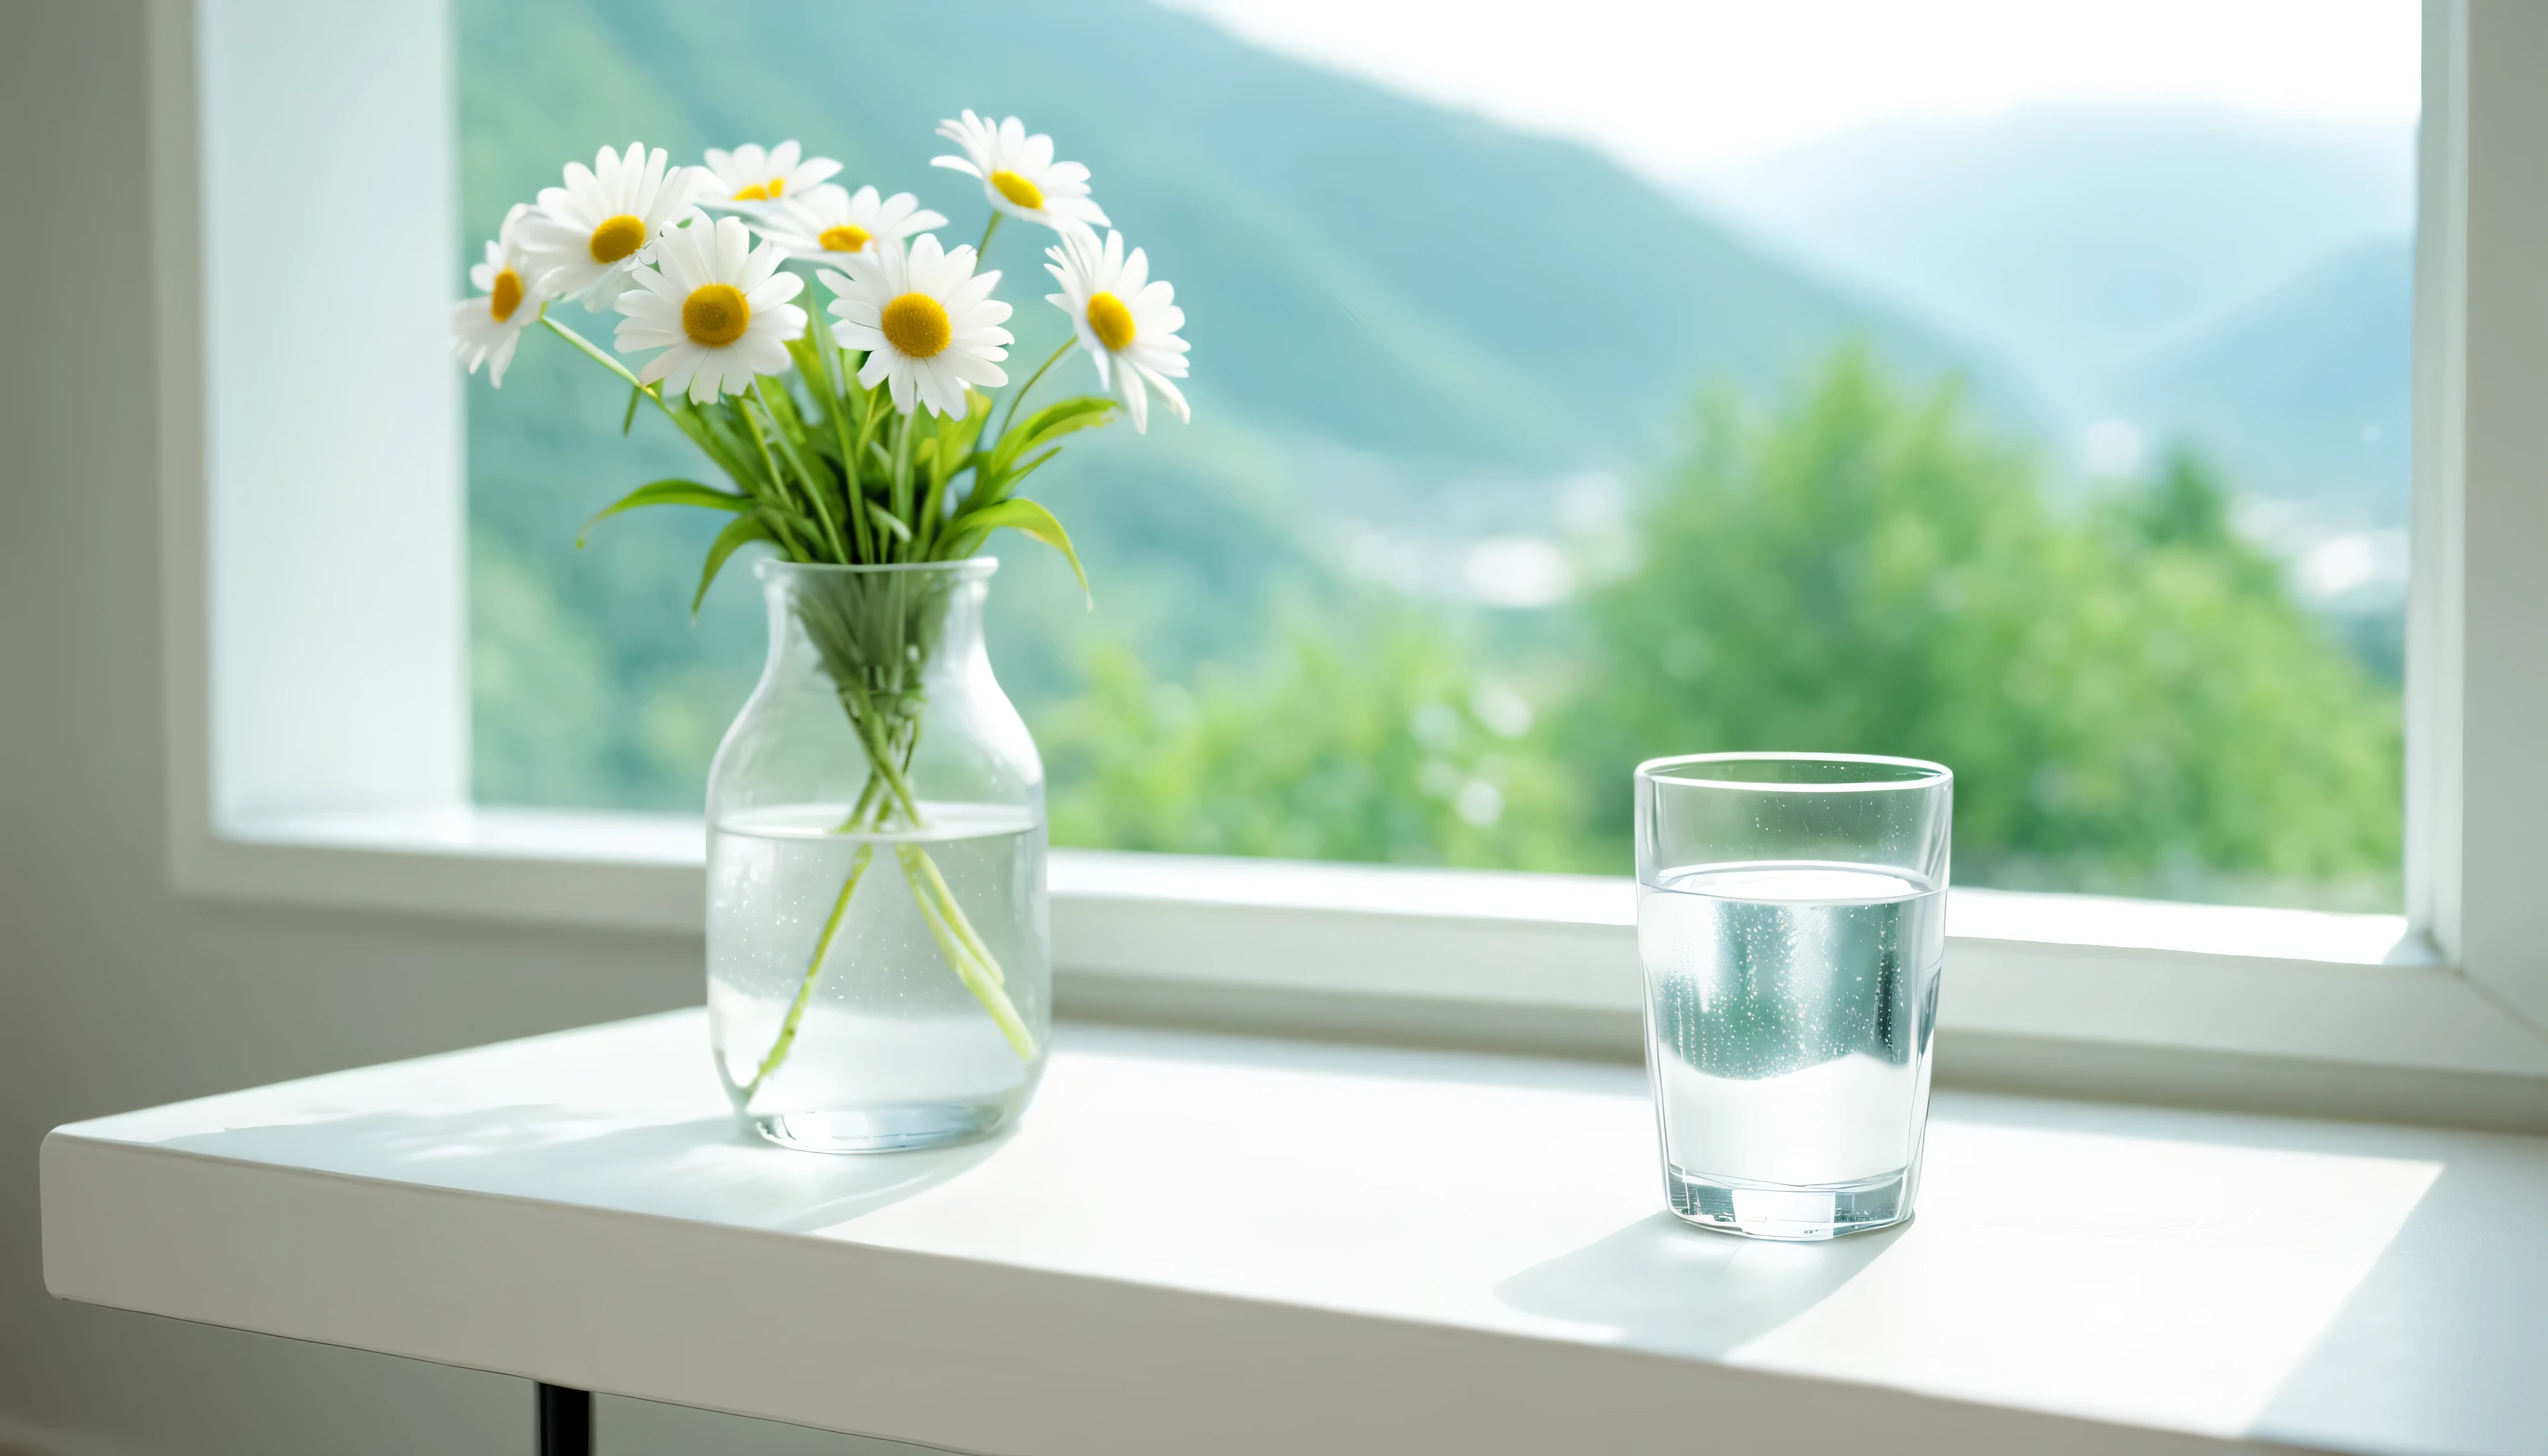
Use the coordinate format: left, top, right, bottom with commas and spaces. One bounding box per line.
184, 807, 2548, 1133
41, 1011, 2548, 1456
207, 803, 2422, 964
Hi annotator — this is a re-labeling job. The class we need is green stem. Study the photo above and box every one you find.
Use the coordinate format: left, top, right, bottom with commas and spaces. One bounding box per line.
994, 339, 1077, 453
739, 840, 875, 1101
737, 392, 800, 521
906, 840, 1006, 986
888, 413, 917, 561
542, 314, 780, 506
916, 447, 950, 557
753, 379, 847, 561
737, 703, 903, 1100
808, 312, 876, 562
974, 210, 1004, 265
899, 844, 1036, 1060
832, 770, 887, 835
840, 684, 928, 828
848, 380, 894, 557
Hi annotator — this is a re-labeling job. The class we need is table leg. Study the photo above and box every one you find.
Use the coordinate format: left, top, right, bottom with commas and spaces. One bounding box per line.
537, 1382, 593, 1455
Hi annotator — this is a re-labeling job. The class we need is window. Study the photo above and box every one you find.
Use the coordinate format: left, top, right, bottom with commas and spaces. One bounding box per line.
166, 0, 2548, 1119
459, 1, 2418, 913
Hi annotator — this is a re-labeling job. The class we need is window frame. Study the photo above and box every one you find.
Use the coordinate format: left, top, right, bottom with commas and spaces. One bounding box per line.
151, 0, 2548, 1125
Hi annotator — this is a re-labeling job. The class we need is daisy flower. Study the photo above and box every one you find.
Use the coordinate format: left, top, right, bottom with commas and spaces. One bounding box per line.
611, 214, 806, 406
518, 142, 701, 310
820, 234, 1013, 419
450, 202, 552, 389
931, 111, 1108, 235
756, 183, 947, 264
1045, 229, 1190, 433
698, 140, 841, 208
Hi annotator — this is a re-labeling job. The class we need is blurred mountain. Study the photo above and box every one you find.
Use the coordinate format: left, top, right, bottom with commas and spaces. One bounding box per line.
1688, 107, 2415, 418
2126, 236, 2412, 524
455, 0, 1999, 806
462, 0, 1993, 473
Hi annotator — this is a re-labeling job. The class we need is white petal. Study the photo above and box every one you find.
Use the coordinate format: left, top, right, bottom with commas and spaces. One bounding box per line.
746, 270, 803, 308
734, 333, 791, 375
637, 343, 689, 386
883, 353, 918, 414
485, 330, 522, 387
1133, 362, 1189, 424
942, 351, 1008, 388
1118, 365, 1149, 433
759, 301, 807, 342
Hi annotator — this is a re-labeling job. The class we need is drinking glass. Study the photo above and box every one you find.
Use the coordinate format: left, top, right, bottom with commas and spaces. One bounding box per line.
1634, 752, 1953, 1240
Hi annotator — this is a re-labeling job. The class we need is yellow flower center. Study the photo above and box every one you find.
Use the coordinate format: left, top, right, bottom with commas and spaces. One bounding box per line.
732, 177, 786, 202
681, 282, 750, 347
488, 268, 524, 323
1086, 291, 1136, 351
880, 292, 952, 358
818, 222, 873, 253
990, 169, 1044, 210
587, 213, 648, 264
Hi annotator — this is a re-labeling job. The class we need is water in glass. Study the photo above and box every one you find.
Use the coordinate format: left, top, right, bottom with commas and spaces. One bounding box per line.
1639, 861, 1944, 1240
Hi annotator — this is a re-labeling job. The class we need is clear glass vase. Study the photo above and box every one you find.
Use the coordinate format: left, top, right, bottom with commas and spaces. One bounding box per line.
707, 559, 1049, 1153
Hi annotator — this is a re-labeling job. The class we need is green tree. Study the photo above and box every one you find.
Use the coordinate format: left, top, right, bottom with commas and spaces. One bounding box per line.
1563, 352, 2401, 904
1041, 619, 1578, 869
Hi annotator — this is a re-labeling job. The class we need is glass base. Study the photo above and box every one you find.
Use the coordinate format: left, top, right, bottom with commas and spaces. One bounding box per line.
753, 1101, 1014, 1153
1665, 1164, 1912, 1240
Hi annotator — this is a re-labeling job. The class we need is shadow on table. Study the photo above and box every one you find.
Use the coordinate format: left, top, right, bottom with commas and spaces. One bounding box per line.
1494, 1211, 1903, 1358
154, 1107, 1004, 1234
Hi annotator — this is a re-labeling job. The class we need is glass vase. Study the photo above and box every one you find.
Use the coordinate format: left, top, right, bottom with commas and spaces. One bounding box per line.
707, 559, 1049, 1153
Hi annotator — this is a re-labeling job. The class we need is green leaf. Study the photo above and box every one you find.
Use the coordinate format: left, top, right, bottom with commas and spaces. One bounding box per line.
1004, 445, 1063, 490
578, 478, 749, 547
868, 504, 914, 543
956, 497, 1089, 601
756, 373, 815, 444
693, 514, 772, 616
688, 403, 771, 490
990, 395, 1115, 472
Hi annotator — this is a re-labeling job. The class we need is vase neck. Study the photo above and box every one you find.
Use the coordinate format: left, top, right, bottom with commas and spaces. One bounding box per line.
756, 561, 995, 691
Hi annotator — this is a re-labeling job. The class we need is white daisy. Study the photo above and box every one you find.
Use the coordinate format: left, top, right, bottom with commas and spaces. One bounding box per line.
518, 142, 701, 310
931, 111, 1108, 235
756, 184, 947, 264
450, 202, 552, 389
611, 214, 806, 406
698, 140, 842, 209
1045, 229, 1191, 433
820, 235, 1013, 420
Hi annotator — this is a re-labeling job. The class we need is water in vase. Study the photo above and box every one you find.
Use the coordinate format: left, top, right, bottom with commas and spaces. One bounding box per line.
1638, 863, 1944, 1239
708, 800, 1049, 1152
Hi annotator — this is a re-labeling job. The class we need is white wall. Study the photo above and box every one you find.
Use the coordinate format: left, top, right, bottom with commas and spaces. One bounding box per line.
0, 7, 905, 1452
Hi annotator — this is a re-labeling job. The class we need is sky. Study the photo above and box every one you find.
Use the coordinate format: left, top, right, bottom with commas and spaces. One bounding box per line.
1167, 0, 2421, 175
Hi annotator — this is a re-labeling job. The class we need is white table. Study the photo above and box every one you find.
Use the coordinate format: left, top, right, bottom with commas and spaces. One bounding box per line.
40, 1011, 2548, 1455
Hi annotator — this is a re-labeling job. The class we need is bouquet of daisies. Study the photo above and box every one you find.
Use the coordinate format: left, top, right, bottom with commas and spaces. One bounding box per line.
451, 113, 1190, 1073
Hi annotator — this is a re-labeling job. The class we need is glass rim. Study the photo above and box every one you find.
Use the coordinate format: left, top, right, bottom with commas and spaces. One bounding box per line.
754, 556, 999, 579
1635, 751, 1953, 794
